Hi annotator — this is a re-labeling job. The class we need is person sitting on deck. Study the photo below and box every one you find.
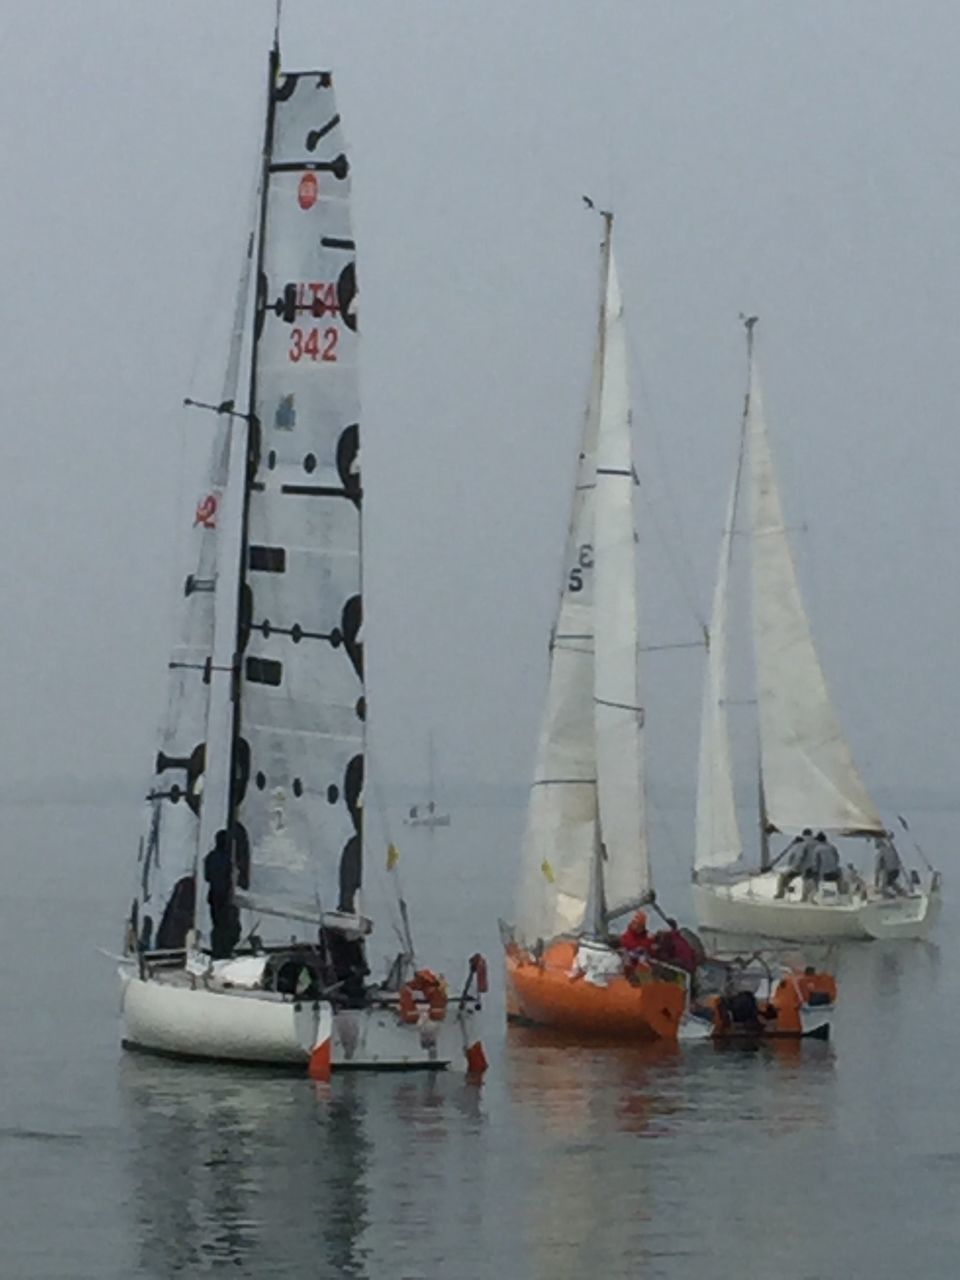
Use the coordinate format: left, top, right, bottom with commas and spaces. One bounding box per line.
619, 910, 656, 959
775, 828, 815, 899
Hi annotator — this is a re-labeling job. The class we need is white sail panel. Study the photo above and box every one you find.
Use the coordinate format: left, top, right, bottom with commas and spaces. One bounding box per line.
592, 250, 649, 904
748, 364, 883, 835
694, 473, 743, 869
513, 239, 610, 943
236, 69, 364, 921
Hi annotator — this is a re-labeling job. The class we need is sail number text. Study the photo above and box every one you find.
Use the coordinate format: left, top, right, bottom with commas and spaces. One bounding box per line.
567, 544, 593, 592
289, 326, 339, 363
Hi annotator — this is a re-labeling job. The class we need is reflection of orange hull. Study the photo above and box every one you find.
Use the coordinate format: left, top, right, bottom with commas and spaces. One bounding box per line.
505, 940, 686, 1042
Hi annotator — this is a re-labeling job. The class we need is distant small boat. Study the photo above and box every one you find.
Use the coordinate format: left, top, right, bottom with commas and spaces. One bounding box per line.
692, 319, 940, 942
118, 29, 486, 1075
404, 734, 451, 830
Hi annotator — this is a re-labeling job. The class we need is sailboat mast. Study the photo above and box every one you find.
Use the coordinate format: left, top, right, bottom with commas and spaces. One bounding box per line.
582, 209, 613, 938
225, 40, 280, 848
740, 316, 773, 870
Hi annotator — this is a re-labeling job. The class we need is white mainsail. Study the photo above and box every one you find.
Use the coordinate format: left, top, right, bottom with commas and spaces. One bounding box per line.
235, 67, 364, 919
515, 221, 648, 942
592, 251, 649, 909
747, 351, 883, 836
694, 469, 743, 870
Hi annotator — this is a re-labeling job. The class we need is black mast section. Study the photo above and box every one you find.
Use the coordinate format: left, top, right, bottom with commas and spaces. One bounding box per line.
221, 36, 280, 938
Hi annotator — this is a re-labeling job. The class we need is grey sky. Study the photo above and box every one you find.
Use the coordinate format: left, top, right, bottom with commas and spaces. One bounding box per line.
2, 0, 958, 813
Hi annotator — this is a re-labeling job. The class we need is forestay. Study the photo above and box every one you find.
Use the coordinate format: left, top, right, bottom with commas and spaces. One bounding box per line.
515, 224, 648, 943
748, 357, 883, 836
234, 67, 364, 922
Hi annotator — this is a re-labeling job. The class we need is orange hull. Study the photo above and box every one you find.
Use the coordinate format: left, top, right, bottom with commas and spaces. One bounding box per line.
505, 940, 686, 1042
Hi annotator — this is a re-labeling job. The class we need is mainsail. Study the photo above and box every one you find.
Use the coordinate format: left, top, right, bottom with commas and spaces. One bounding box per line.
515, 219, 648, 942
234, 63, 364, 922
747, 356, 883, 836
134, 52, 365, 954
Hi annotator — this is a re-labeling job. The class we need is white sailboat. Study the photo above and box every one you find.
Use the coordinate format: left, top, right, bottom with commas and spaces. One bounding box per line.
119, 31, 487, 1074
692, 318, 941, 942
404, 732, 451, 830
502, 212, 689, 1041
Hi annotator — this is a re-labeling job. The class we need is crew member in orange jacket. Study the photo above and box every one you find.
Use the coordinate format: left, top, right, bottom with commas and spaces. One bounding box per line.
619, 910, 657, 957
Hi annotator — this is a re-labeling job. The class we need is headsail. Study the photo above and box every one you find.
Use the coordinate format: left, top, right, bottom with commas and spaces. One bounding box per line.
514, 231, 608, 943
133, 227, 256, 953
747, 346, 883, 836
515, 218, 648, 942
233, 61, 364, 924
694, 468, 744, 870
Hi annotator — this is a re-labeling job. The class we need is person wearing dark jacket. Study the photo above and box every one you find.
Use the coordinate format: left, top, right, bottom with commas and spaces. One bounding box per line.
204, 829, 241, 958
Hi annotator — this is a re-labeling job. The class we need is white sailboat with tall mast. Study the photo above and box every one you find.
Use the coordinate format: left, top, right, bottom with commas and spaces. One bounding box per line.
404, 732, 451, 830
119, 28, 486, 1072
692, 318, 940, 941
502, 211, 688, 1040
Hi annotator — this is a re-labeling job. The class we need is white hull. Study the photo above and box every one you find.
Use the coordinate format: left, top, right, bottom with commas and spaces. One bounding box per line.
693, 875, 940, 942
120, 968, 478, 1071
121, 969, 329, 1066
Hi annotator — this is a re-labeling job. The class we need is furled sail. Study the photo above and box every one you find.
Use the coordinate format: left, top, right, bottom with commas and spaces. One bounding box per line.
694, 470, 744, 870
233, 65, 365, 923
592, 250, 649, 907
515, 221, 648, 942
748, 355, 883, 836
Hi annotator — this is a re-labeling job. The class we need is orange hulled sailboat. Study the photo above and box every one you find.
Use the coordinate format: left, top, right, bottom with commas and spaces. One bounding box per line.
501, 210, 689, 1042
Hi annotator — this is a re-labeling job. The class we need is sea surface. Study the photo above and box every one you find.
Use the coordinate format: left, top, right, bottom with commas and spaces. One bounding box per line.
1, 798, 958, 1279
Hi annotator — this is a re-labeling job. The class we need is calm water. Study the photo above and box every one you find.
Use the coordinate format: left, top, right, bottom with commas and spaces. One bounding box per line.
2, 800, 958, 1279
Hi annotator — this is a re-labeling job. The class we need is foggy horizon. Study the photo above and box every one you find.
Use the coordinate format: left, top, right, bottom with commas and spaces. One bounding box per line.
3, 1, 957, 823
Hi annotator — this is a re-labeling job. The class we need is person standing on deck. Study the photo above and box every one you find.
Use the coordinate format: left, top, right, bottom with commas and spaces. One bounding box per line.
874, 834, 903, 895
814, 832, 843, 893
776, 829, 815, 899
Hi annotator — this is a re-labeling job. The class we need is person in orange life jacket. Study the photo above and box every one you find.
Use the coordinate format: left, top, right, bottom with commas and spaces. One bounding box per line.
654, 919, 698, 973
619, 910, 656, 957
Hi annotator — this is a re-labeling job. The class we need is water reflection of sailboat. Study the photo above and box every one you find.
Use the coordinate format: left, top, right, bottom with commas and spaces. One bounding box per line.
120, 1057, 370, 1276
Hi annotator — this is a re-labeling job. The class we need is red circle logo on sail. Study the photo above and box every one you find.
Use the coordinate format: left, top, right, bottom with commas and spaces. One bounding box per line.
194, 493, 218, 529
298, 173, 318, 210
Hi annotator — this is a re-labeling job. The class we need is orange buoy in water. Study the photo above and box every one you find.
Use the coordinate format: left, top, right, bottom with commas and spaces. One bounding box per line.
465, 1040, 489, 1077
308, 1036, 332, 1081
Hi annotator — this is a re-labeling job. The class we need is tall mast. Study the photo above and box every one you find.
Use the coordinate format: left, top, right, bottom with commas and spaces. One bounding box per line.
582, 207, 613, 938
225, 40, 280, 853
742, 313, 773, 870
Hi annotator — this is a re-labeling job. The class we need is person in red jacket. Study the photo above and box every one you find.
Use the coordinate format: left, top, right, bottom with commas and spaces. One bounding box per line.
654, 918, 698, 974
619, 910, 657, 958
